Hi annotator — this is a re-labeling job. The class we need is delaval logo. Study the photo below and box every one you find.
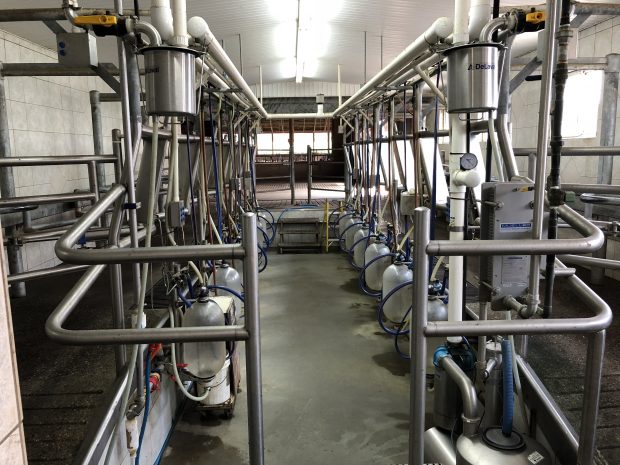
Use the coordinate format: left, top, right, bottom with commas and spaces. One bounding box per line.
467, 63, 495, 71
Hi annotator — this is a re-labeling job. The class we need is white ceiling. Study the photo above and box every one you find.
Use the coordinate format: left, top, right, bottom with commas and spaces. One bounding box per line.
0, 0, 608, 88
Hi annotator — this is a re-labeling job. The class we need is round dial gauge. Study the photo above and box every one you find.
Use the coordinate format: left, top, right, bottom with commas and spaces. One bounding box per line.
460, 153, 478, 170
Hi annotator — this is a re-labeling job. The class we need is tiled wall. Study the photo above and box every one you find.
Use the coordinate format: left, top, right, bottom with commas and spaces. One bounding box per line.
0, 28, 122, 271
0, 227, 28, 464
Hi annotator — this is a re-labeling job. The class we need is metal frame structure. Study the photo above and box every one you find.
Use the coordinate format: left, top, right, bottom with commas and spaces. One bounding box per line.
410, 207, 611, 465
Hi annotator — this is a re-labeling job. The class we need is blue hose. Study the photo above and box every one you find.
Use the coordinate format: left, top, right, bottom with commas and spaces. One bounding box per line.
358, 252, 395, 297
501, 338, 514, 436
135, 354, 151, 465
338, 221, 364, 252
177, 287, 193, 308
347, 232, 375, 270
206, 284, 244, 302
376, 280, 413, 335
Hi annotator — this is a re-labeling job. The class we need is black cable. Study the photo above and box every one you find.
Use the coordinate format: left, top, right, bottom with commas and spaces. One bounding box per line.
134, 0, 140, 18
544, 0, 572, 319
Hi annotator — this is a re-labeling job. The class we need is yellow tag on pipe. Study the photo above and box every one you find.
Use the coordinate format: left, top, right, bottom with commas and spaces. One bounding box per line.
74, 15, 118, 27
526, 11, 545, 24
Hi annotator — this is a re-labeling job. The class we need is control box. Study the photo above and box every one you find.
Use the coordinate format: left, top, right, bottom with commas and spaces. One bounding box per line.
480, 182, 537, 310
56, 32, 98, 67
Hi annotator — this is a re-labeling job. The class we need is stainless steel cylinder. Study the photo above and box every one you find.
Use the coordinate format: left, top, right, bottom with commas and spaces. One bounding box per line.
143, 46, 198, 116
445, 43, 501, 114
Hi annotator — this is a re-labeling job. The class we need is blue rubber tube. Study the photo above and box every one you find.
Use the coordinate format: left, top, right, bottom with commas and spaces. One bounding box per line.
377, 280, 413, 335
502, 338, 514, 436
206, 284, 244, 302
348, 233, 376, 270
339, 221, 364, 252
135, 354, 151, 465
358, 252, 396, 297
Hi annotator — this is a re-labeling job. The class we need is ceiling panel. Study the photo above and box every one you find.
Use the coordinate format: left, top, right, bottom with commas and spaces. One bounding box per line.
0, 0, 614, 89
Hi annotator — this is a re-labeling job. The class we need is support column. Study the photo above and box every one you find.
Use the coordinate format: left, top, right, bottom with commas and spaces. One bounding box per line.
592, 54, 620, 285
89, 90, 106, 189
289, 119, 295, 204
0, 71, 26, 297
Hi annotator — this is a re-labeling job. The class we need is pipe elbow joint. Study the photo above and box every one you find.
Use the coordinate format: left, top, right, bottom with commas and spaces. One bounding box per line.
453, 169, 481, 188
127, 19, 162, 46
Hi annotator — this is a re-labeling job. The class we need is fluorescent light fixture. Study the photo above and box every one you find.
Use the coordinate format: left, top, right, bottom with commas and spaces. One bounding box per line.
269, 0, 339, 82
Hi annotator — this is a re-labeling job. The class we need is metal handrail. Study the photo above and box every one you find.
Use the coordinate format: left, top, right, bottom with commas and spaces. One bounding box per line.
46, 206, 265, 465
409, 207, 611, 465
55, 184, 245, 264
426, 203, 604, 256
0, 155, 117, 166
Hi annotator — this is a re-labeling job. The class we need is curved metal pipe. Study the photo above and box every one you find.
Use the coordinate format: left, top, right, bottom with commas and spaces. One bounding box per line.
480, 15, 515, 42
439, 356, 481, 437
129, 19, 162, 46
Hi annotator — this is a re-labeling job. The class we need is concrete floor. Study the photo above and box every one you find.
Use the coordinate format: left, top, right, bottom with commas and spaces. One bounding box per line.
162, 253, 411, 464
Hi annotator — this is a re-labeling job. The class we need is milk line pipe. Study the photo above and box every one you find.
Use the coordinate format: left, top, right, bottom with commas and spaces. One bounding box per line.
527, 0, 562, 317
411, 207, 611, 465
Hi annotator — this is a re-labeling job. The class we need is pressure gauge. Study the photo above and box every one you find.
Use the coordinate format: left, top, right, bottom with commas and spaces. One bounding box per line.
460, 153, 478, 170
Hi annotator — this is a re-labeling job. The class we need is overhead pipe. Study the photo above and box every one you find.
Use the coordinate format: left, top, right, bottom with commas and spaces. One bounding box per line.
170, 0, 189, 46
187, 16, 268, 118
334, 17, 453, 116
469, 0, 492, 40
150, 0, 174, 43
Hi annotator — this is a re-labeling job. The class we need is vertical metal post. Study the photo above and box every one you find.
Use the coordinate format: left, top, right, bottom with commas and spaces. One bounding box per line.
307, 145, 312, 203
354, 115, 360, 208
592, 54, 620, 284
527, 0, 560, 316
289, 119, 295, 204
115, 33, 140, 302
0, 70, 25, 297
409, 207, 430, 465
259, 65, 263, 106
241, 213, 264, 465
89, 90, 106, 189
577, 330, 606, 465
87, 161, 101, 228
112, 129, 122, 183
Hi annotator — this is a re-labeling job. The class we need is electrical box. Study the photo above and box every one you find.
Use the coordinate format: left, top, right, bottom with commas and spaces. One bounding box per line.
56, 32, 98, 67
480, 182, 535, 310
400, 191, 418, 216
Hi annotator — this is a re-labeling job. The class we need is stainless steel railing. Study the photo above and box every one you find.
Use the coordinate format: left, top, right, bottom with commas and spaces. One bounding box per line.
409, 206, 612, 465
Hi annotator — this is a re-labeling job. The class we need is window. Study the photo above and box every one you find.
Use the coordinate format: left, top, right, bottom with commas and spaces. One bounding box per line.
561, 70, 603, 139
